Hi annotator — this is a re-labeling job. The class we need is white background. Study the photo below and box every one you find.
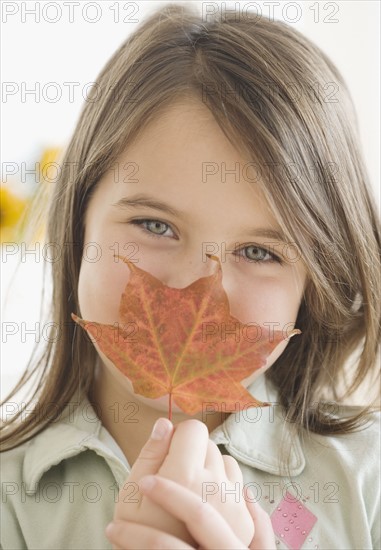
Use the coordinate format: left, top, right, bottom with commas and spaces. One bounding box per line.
1, 1, 380, 401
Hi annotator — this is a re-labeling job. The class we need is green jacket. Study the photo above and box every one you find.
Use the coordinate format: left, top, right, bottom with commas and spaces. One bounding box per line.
1, 376, 380, 549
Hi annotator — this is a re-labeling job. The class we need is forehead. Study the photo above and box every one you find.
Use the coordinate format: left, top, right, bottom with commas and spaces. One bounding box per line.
126, 97, 238, 165
86, 97, 283, 238
114, 99, 267, 195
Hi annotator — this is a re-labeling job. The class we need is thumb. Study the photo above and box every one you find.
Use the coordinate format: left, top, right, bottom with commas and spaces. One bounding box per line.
114, 418, 174, 522
127, 417, 174, 484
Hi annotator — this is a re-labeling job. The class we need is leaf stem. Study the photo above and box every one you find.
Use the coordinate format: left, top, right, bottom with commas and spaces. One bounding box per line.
168, 392, 172, 421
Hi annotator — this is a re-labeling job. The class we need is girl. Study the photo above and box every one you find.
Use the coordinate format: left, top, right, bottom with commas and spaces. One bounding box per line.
1, 3, 380, 549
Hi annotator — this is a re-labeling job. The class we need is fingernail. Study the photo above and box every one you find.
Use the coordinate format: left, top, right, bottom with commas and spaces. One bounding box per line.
139, 475, 157, 492
150, 417, 171, 440
105, 522, 116, 538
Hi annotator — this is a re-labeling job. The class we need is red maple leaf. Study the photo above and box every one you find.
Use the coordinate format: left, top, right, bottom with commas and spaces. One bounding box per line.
72, 255, 300, 419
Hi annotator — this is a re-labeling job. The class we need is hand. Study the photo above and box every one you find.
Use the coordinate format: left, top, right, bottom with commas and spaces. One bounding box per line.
106, 474, 277, 549
154, 419, 254, 545
110, 418, 254, 546
111, 417, 187, 543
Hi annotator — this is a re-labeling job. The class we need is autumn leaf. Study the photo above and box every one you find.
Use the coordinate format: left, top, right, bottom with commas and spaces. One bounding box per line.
72, 255, 300, 419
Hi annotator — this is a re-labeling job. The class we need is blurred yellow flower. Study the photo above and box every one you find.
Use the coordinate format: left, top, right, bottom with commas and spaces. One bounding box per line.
0, 186, 28, 243
1, 147, 63, 244
33, 147, 63, 241
40, 147, 62, 181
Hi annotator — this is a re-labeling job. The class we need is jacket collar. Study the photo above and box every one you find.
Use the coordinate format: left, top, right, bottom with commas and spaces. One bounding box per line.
22, 397, 129, 493
23, 375, 305, 492
209, 375, 306, 477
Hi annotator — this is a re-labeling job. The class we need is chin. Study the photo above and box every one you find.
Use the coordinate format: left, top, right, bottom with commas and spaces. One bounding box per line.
131, 391, 186, 415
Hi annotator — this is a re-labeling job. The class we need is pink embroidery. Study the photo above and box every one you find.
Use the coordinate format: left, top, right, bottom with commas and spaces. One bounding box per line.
271, 492, 317, 549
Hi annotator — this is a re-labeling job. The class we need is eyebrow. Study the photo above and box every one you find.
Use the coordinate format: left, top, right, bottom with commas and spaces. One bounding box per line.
245, 228, 288, 242
112, 193, 288, 243
112, 193, 184, 217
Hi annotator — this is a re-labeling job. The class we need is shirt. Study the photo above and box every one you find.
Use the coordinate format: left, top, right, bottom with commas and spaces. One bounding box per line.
1, 375, 380, 550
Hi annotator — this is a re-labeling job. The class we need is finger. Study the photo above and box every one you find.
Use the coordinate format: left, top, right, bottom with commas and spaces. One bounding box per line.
222, 454, 243, 483
204, 440, 226, 476
244, 488, 276, 550
127, 417, 174, 484
138, 475, 247, 550
106, 520, 194, 550
164, 419, 209, 477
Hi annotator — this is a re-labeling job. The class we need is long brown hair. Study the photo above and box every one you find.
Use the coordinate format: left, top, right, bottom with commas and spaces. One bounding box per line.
2, 2, 380, 451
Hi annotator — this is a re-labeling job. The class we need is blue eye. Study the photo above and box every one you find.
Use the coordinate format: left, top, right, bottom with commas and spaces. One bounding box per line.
235, 245, 282, 264
130, 219, 282, 264
130, 219, 174, 238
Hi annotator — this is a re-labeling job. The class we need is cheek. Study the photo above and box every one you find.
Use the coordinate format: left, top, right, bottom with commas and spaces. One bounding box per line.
240, 338, 289, 388
227, 276, 303, 329
77, 252, 132, 324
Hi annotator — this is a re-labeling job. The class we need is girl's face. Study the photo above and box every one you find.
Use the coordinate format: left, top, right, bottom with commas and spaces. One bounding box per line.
78, 98, 307, 412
